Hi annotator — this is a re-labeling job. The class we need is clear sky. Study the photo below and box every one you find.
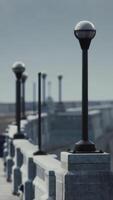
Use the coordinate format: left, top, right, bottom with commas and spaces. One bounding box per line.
0, 0, 113, 102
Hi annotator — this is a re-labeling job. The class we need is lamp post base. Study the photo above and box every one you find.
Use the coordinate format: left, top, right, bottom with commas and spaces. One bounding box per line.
13, 133, 26, 140
21, 116, 27, 120
33, 150, 47, 156
73, 140, 96, 153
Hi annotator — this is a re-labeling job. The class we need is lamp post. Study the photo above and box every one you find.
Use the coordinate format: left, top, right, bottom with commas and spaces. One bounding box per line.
33, 82, 37, 115
48, 81, 52, 98
58, 75, 63, 103
12, 62, 25, 139
42, 73, 47, 106
33, 73, 46, 155
73, 21, 96, 153
21, 73, 28, 119
55, 75, 65, 112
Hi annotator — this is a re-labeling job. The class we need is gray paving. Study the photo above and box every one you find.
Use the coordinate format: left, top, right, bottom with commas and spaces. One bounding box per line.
0, 159, 19, 200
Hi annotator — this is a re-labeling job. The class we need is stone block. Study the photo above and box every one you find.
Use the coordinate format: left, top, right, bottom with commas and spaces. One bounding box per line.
61, 152, 110, 171
61, 152, 113, 200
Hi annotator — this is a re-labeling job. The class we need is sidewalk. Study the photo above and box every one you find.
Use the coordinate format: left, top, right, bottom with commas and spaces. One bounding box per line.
0, 159, 19, 200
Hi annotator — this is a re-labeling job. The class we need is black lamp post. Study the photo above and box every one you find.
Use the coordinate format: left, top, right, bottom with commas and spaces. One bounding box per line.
73, 21, 96, 153
58, 75, 63, 103
21, 73, 28, 119
42, 73, 47, 106
33, 82, 37, 115
12, 62, 25, 139
33, 72, 46, 155
55, 75, 65, 112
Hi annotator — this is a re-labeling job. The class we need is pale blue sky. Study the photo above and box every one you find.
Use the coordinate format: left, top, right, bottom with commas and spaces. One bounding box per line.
0, 0, 113, 102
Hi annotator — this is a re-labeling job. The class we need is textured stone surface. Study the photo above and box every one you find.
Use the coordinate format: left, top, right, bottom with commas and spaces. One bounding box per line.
65, 171, 113, 200
61, 152, 110, 171
61, 152, 113, 200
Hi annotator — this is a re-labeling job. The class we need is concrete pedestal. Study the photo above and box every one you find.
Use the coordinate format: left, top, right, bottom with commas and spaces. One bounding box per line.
61, 152, 113, 200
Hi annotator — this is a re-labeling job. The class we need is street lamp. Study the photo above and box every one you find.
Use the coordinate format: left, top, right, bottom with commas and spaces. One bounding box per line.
48, 81, 52, 98
33, 72, 46, 155
55, 75, 65, 112
42, 73, 47, 106
74, 21, 96, 153
12, 61, 25, 139
33, 82, 37, 115
58, 75, 63, 103
21, 72, 28, 119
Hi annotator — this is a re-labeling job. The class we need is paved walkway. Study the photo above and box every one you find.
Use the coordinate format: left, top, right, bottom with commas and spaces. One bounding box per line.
0, 159, 19, 200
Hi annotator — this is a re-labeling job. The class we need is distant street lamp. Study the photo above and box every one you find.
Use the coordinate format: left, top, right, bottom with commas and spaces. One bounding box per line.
42, 73, 47, 105
58, 75, 63, 103
33, 82, 37, 115
21, 73, 28, 119
12, 62, 25, 139
48, 81, 52, 98
55, 75, 65, 112
74, 21, 96, 152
